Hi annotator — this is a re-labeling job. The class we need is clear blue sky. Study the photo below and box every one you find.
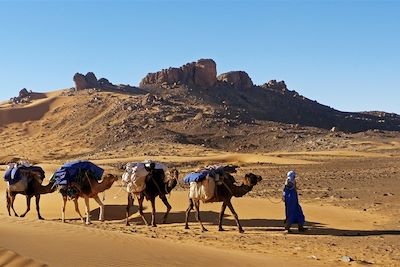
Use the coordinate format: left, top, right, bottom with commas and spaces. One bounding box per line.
1, 0, 399, 113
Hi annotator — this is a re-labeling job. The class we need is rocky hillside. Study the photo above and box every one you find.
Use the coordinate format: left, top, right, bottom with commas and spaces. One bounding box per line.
1, 58, 399, 161
138, 59, 400, 132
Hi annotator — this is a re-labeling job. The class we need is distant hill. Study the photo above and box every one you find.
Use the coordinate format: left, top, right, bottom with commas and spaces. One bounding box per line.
1, 59, 399, 161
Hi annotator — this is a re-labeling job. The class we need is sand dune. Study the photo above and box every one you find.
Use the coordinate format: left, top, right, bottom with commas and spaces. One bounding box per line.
0, 91, 64, 126
0, 247, 46, 267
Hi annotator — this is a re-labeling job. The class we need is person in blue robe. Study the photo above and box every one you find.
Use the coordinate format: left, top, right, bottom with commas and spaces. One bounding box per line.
282, 171, 306, 233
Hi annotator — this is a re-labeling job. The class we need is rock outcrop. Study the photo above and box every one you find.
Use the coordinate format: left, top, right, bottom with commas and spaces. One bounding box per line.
18, 88, 30, 98
140, 59, 217, 88
10, 88, 33, 104
262, 80, 287, 91
217, 71, 253, 89
73, 72, 139, 93
73, 72, 99, 90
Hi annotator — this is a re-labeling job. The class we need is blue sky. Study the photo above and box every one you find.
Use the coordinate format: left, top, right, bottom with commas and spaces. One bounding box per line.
0, 0, 399, 113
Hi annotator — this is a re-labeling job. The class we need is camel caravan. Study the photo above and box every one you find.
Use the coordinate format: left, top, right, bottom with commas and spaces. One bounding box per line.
3, 159, 264, 233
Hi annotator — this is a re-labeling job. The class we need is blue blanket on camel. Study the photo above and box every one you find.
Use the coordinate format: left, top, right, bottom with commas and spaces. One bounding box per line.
52, 160, 104, 186
4, 166, 45, 185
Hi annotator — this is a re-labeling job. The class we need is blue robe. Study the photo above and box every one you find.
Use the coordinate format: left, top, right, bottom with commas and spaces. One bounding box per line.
284, 185, 305, 225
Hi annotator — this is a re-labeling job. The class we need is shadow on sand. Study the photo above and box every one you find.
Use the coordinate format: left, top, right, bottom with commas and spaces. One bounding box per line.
89, 205, 400, 237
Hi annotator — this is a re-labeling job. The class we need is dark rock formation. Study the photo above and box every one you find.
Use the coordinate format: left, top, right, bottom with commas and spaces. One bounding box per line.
140, 59, 217, 88
73, 72, 99, 90
98, 78, 112, 87
262, 80, 287, 91
73, 73, 89, 90
73, 72, 140, 93
19, 88, 30, 98
85, 72, 98, 88
10, 88, 33, 104
217, 71, 253, 89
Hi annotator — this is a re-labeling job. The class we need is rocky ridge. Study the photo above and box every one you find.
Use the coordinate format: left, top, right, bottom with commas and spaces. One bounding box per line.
73, 72, 139, 93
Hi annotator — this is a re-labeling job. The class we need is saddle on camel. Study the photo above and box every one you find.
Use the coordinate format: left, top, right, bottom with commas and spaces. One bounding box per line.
51, 160, 117, 224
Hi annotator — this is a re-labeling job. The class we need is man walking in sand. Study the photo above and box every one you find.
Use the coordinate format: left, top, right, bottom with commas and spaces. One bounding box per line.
283, 171, 306, 233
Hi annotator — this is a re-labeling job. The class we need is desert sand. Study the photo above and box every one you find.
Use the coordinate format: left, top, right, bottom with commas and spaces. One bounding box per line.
1, 90, 399, 266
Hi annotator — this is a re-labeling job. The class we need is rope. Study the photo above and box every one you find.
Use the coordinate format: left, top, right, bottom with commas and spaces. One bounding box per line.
221, 180, 234, 195
113, 178, 126, 199
264, 193, 283, 204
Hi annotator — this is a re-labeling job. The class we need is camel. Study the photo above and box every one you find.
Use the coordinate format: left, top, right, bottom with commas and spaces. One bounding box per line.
59, 172, 118, 224
6, 169, 56, 220
126, 168, 179, 227
185, 172, 262, 233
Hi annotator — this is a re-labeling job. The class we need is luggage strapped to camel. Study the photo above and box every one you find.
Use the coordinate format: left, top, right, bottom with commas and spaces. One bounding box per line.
122, 160, 168, 195
51, 160, 104, 199
184, 164, 238, 202
3, 161, 45, 192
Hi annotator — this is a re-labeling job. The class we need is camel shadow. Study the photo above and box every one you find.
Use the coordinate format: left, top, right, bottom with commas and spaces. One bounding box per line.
86, 206, 400, 237
137, 210, 400, 237
296, 227, 400, 237
90, 204, 140, 221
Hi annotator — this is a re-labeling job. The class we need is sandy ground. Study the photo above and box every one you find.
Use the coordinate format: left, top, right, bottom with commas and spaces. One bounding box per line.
1, 166, 399, 266
0, 180, 322, 267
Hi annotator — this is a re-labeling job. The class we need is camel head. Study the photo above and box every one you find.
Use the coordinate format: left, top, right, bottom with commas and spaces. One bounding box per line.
165, 168, 179, 193
168, 168, 179, 181
243, 173, 262, 187
103, 173, 118, 184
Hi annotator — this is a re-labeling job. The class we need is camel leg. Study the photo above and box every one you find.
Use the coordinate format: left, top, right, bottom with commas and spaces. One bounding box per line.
10, 194, 18, 217
160, 195, 172, 224
6, 192, 11, 216
73, 198, 84, 223
184, 198, 194, 229
61, 196, 67, 223
194, 199, 207, 232
35, 195, 44, 220
126, 193, 134, 226
84, 197, 91, 225
150, 198, 157, 227
20, 195, 31, 218
226, 200, 244, 233
138, 194, 149, 226
218, 201, 228, 231
93, 195, 105, 222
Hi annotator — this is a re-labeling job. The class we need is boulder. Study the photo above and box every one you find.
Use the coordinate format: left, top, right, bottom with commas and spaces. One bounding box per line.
217, 71, 253, 89
98, 78, 112, 87
140, 59, 217, 88
85, 72, 98, 88
193, 59, 217, 87
73, 73, 89, 90
262, 80, 287, 91
18, 88, 29, 98
73, 72, 120, 91
142, 93, 156, 106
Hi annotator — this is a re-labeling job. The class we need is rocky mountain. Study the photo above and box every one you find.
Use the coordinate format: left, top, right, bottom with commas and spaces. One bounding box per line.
137, 59, 399, 132
2, 58, 400, 161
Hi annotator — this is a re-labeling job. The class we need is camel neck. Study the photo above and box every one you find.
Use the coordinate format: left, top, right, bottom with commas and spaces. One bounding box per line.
232, 184, 253, 198
39, 181, 57, 194
96, 179, 114, 193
